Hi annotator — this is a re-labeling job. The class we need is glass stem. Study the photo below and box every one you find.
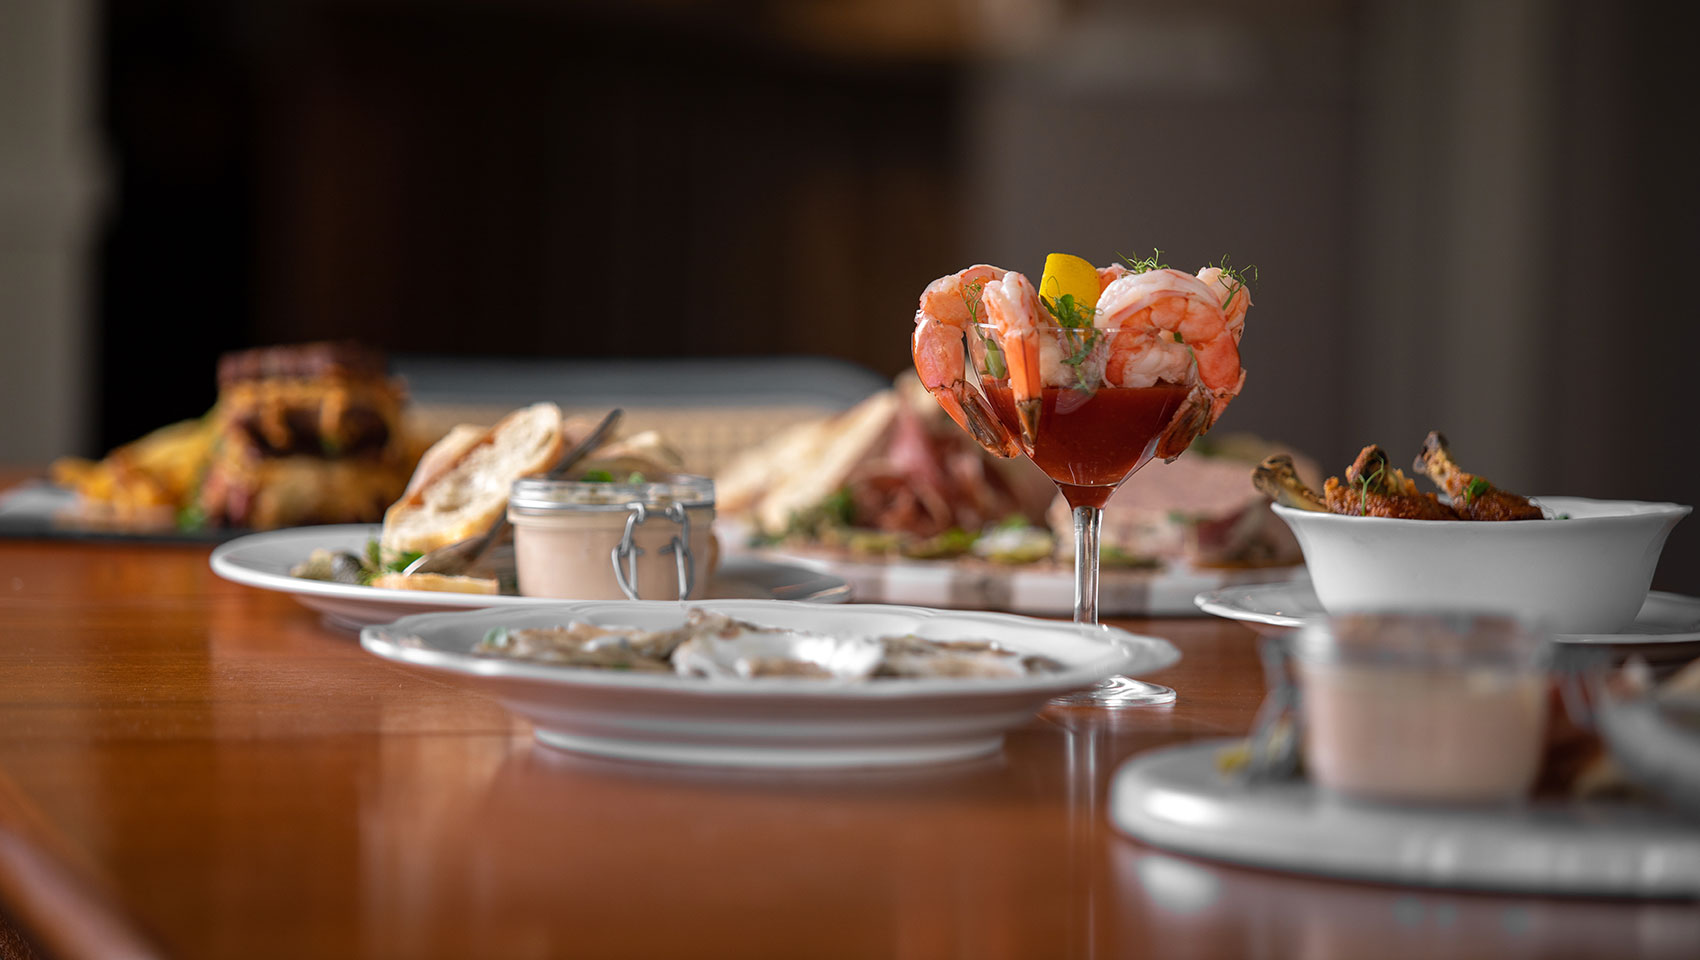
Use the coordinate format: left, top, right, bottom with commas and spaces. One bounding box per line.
1072, 504, 1102, 625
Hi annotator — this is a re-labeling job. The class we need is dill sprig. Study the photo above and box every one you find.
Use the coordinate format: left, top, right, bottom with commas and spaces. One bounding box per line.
1039, 292, 1094, 329
961, 280, 1008, 378
1118, 248, 1168, 274
1355, 460, 1387, 516
1039, 293, 1102, 391
962, 280, 986, 324
1212, 254, 1258, 312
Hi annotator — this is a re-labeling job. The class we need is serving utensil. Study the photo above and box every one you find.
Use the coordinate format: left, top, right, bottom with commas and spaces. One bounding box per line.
402, 408, 624, 577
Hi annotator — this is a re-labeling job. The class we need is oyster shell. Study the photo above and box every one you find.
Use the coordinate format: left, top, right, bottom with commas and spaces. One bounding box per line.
670, 610, 885, 680
876, 635, 1064, 679
475, 622, 689, 672
472, 609, 1067, 680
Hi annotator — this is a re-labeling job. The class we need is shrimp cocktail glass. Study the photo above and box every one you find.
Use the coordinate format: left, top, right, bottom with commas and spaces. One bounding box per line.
912, 252, 1252, 707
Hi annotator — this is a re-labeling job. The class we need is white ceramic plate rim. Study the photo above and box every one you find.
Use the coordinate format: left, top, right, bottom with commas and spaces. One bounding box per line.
1111, 739, 1700, 897
210, 524, 852, 608
1271, 495, 1692, 527
359, 599, 1180, 699
1193, 581, 1700, 644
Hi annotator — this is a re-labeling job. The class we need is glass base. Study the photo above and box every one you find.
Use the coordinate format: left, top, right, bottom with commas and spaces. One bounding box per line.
1049, 675, 1176, 708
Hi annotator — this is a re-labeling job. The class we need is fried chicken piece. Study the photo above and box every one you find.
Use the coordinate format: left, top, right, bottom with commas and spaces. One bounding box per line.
1322, 445, 1458, 520
1251, 454, 1328, 512
1412, 431, 1543, 522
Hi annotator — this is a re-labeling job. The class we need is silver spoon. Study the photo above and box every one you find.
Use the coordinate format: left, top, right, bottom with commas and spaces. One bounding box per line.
401, 408, 624, 577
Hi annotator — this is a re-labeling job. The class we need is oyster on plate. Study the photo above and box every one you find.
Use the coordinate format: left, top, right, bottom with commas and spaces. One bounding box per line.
474, 607, 1065, 681
475, 621, 690, 672
877, 635, 1063, 679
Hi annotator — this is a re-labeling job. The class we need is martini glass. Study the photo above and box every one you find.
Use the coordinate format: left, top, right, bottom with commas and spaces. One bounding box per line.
970, 323, 1191, 706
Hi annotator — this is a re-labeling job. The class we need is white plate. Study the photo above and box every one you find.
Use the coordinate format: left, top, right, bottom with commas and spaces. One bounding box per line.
1111, 739, 1700, 898
360, 600, 1180, 769
1193, 580, 1700, 645
210, 524, 852, 630
723, 543, 1302, 618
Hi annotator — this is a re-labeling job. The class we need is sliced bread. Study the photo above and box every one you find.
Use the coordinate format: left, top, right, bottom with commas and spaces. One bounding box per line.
367, 572, 499, 595
380, 401, 566, 554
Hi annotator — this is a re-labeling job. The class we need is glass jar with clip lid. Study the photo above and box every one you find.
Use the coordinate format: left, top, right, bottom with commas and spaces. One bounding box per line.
507, 473, 716, 601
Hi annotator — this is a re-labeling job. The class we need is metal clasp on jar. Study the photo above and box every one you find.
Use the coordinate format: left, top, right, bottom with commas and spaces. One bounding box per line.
610, 501, 695, 600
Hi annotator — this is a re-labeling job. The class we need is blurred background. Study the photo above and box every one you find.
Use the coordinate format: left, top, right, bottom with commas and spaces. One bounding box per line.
1, 0, 1695, 586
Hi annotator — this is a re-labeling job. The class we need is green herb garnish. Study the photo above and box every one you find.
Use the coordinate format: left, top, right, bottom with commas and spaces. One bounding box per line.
903, 527, 977, 560
1039, 293, 1103, 392
1355, 460, 1387, 516
383, 550, 422, 574
1060, 328, 1102, 392
781, 487, 859, 541
627, 472, 647, 484
176, 502, 207, 532
1101, 544, 1161, 569
821, 488, 856, 527
1463, 476, 1490, 504
1040, 293, 1094, 329
1211, 255, 1259, 312
1119, 248, 1168, 273
963, 279, 986, 322
964, 280, 1008, 378
843, 529, 903, 555
580, 469, 615, 483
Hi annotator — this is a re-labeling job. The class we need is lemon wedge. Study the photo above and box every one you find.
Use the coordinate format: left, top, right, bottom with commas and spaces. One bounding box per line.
1040, 252, 1102, 309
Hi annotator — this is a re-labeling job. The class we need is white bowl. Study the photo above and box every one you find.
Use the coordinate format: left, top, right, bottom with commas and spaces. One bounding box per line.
1270, 496, 1691, 634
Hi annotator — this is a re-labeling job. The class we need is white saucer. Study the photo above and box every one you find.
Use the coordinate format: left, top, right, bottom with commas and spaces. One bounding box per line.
1110, 739, 1700, 898
1194, 580, 1700, 645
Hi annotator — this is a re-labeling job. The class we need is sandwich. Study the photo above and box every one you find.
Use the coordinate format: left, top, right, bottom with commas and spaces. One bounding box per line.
54, 341, 424, 532
196, 341, 417, 529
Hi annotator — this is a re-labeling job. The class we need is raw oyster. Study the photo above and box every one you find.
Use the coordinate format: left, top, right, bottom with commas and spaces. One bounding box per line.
875, 635, 1064, 679
472, 608, 1067, 681
670, 610, 885, 680
475, 622, 690, 672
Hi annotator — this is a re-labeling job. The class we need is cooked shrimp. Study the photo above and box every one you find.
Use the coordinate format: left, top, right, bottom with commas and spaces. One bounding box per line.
911, 264, 1022, 457
1196, 266, 1252, 343
914, 255, 1253, 464
1095, 269, 1240, 395
1094, 268, 1245, 458
977, 271, 1044, 446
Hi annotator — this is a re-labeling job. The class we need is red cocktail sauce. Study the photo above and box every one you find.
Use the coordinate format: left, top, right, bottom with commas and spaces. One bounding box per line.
983, 381, 1190, 509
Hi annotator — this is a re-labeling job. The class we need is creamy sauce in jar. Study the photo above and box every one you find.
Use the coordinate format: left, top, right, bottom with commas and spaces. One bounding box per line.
508, 475, 715, 601
1300, 663, 1548, 804
1290, 613, 1551, 805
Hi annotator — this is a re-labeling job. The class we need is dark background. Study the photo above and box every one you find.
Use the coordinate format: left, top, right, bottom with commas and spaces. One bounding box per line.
69, 0, 1700, 588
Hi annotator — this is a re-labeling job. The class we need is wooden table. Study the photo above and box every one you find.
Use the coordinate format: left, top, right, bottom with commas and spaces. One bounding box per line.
0, 530, 1695, 958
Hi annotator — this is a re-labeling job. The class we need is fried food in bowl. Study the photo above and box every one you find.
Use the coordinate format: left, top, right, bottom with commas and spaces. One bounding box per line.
1257, 437, 1690, 633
